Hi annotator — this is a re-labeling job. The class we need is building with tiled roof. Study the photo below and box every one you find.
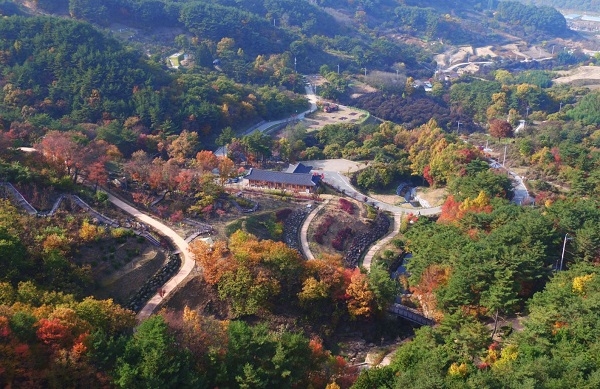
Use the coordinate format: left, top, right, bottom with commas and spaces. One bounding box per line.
285, 162, 313, 174
245, 168, 319, 192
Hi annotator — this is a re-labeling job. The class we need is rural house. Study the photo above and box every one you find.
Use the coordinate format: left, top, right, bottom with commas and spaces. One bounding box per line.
245, 168, 320, 192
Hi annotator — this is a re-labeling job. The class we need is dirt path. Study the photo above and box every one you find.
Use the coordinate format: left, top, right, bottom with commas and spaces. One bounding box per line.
106, 193, 197, 322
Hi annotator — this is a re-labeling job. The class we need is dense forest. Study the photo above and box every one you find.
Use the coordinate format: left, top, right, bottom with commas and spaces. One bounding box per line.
2, 0, 600, 387
518, 0, 600, 12
0, 16, 309, 153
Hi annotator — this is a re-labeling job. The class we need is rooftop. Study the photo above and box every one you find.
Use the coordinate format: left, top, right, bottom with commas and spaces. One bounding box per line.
246, 168, 317, 187
286, 162, 313, 174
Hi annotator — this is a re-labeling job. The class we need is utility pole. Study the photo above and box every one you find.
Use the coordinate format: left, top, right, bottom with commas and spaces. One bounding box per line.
502, 145, 507, 167
457, 121, 462, 135
294, 57, 297, 73
363, 67, 367, 76
337, 64, 340, 74
558, 233, 572, 271
559, 102, 563, 112
526, 106, 530, 118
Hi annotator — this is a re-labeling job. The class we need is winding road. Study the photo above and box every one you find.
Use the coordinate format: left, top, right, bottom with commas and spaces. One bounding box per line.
106, 193, 196, 322
214, 85, 318, 157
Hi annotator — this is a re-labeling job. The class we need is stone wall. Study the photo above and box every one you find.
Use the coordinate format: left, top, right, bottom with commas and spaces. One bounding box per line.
343, 212, 391, 267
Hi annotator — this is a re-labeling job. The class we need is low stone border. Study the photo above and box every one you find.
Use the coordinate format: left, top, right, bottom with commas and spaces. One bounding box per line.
125, 253, 181, 312
283, 209, 309, 253
343, 212, 391, 268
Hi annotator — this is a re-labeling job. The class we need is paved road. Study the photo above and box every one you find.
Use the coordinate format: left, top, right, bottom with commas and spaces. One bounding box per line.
362, 211, 403, 269
106, 193, 196, 322
490, 159, 534, 205
444, 61, 493, 71
322, 170, 442, 216
215, 85, 318, 157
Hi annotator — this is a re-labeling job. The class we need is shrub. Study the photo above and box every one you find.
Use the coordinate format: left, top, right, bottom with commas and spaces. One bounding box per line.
338, 198, 354, 215
331, 227, 352, 251
313, 215, 334, 244
226, 219, 245, 237
95, 191, 109, 203
79, 221, 104, 243
275, 208, 293, 222
366, 205, 377, 220
170, 210, 184, 223
111, 227, 133, 239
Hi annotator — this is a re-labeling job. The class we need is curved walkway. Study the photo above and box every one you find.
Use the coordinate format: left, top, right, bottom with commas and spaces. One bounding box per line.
362, 211, 403, 269
300, 196, 331, 260
106, 193, 196, 322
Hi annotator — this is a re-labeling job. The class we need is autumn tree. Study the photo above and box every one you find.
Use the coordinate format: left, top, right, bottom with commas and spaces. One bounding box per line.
408, 119, 444, 177
36, 130, 85, 182
123, 150, 152, 183
489, 119, 514, 140
195, 150, 219, 172
167, 130, 200, 164
346, 269, 376, 318
217, 157, 236, 186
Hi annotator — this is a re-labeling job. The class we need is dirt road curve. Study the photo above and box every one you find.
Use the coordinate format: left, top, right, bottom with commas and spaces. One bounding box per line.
106, 193, 196, 322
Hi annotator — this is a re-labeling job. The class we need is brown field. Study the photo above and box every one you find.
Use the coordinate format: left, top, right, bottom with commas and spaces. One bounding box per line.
554, 66, 600, 89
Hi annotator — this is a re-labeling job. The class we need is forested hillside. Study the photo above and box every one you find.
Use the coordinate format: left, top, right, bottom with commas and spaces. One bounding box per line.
0, 16, 310, 153
517, 0, 600, 12
1, 0, 599, 387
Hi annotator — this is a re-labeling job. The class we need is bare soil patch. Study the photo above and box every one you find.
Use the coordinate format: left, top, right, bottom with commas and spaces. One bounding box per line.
474, 46, 497, 58
554, 66, 600, 88
94, 249, 168, 306
415, 187, 447, 207
450, 46, 473, 64
303, 159, 365, 173
304, 104, 368, 132
160, 275, 230, 320
368, 193, 406, 206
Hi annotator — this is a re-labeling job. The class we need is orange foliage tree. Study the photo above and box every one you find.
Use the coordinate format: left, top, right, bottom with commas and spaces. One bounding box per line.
345, 269, 376, 318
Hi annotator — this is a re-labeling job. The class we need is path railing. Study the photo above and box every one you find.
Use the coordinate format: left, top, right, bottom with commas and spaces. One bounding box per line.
0, 182, 38, 215
0, 182, 156, 245
388, 303, 435, 326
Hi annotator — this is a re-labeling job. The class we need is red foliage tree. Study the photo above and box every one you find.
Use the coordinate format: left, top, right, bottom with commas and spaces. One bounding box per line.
36, 318, 73, 351
489, 119, 514, 140
36, 130, 84, 181
438, 195, 461, 223
423, 165, 434, 186
338, 198, 354, 215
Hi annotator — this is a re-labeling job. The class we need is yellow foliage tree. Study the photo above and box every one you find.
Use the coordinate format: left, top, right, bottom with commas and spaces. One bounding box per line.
42, 233, 71, 256
461, 191, 491, 211
448, 362, 468, 377
345, 271, 375, 318
298, 277, 330, 307
492, 343, 519, 372
572, 274, 594, 295
408, 119, 444, 176
79, 220, 104, 243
